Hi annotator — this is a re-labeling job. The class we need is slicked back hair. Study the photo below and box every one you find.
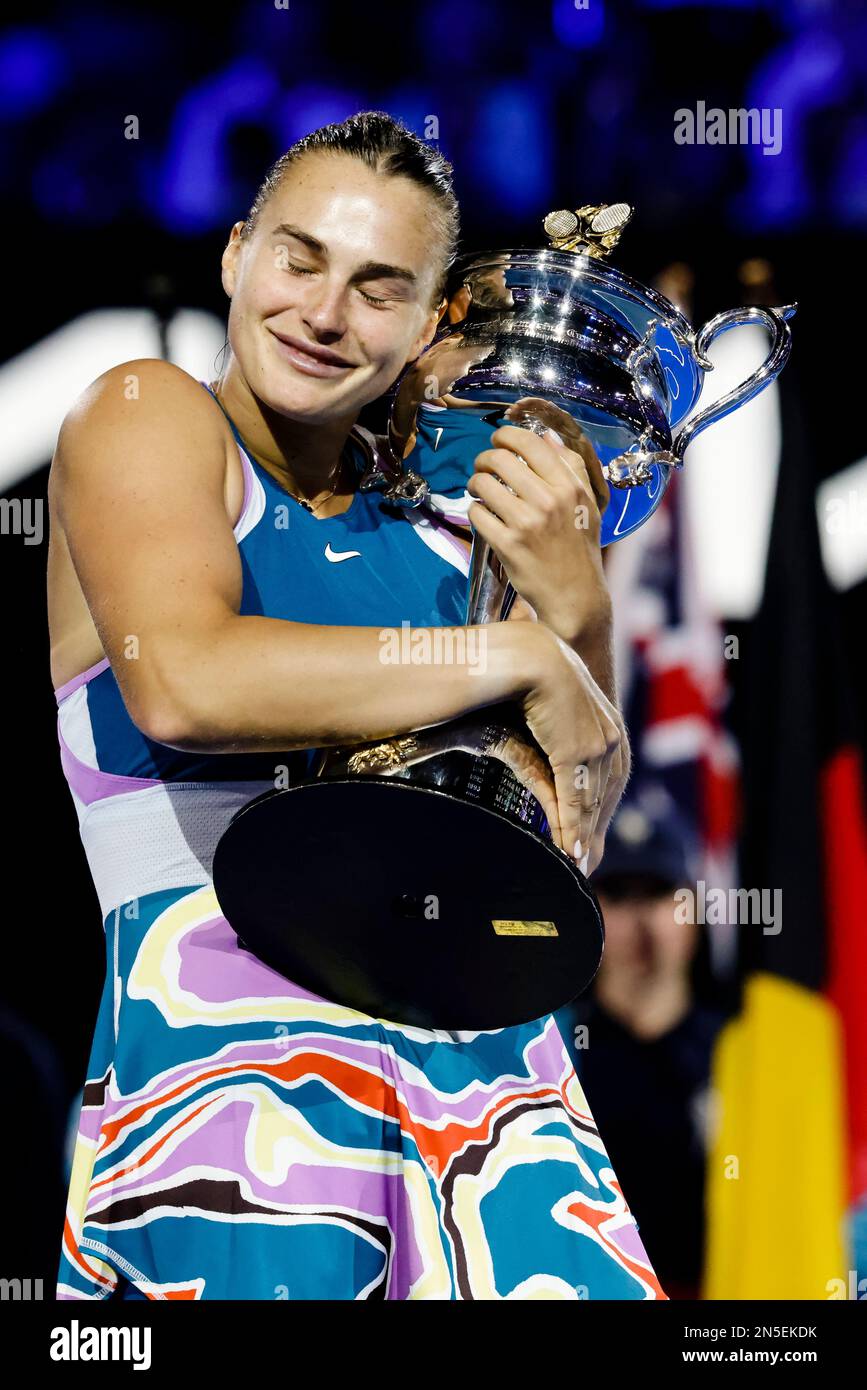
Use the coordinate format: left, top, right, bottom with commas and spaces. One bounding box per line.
240, 111, 460, 306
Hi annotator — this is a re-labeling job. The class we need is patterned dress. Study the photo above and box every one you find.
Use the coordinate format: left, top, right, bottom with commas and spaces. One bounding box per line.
54, 382, 666, 1300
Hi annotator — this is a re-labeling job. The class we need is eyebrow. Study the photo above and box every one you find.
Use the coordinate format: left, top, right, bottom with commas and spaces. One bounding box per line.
271, 223, 418, 287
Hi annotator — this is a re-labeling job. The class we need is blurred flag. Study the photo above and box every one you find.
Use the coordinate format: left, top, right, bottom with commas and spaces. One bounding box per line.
701, 364, 867, 1300
606, 476, 741, 971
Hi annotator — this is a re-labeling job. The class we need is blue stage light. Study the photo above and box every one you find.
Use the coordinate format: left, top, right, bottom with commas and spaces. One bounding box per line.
552, 0, 606, 50
735, 29, 844, 227
471, 84, 553, 215
0, 28, 65, 117
156, 60, 281, 233
276, 84, 363, 147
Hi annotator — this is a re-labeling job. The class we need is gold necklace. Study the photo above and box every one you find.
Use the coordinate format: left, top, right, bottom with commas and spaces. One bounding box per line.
281, 449, 348, 515
209, 382, 351, 515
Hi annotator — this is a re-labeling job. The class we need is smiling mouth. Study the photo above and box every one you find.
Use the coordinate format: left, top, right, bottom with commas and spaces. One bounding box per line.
269, 330, 357, 378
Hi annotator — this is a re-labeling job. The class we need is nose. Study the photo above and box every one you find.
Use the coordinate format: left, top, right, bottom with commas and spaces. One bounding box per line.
300, 275, 350, 345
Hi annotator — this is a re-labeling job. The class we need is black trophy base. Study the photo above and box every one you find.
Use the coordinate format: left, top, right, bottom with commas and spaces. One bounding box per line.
212, 775, 604, 1031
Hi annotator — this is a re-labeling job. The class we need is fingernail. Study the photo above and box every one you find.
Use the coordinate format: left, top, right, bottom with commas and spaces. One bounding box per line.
574, 838, 583, 862
546, 427, 564, 447
580, 852, 590, 875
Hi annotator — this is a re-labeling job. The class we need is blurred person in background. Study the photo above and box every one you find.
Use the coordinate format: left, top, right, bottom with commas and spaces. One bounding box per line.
557, 785, 727, 1299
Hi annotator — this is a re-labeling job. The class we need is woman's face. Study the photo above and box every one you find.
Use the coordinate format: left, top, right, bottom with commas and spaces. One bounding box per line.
221, 152, 446, 424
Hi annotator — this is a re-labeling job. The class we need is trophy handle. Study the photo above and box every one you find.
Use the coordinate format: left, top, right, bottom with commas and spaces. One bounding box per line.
673, 303, 797, 462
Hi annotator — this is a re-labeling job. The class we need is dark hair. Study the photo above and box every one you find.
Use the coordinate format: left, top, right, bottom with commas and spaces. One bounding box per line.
240, 111, 460, 305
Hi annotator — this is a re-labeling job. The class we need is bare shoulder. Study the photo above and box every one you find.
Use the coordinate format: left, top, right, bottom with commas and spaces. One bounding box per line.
46, 360, 243, 697
54, 359, 225, 466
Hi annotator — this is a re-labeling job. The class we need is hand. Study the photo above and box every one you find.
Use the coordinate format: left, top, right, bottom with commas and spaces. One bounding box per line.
466, 399, 611, 648
514, 626, 629, 871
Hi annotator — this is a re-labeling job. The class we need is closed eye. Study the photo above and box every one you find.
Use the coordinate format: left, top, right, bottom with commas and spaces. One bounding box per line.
358, 288, 392, 307
284, 261, 395, 308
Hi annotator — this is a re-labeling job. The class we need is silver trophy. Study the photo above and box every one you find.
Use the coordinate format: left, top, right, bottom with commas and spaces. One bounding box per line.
212, 204, 796, 1030
322, 201, 796, 793
362, 200, 796, 608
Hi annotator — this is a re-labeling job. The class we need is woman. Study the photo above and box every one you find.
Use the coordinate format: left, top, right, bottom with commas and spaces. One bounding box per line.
48, 111, 665, 1299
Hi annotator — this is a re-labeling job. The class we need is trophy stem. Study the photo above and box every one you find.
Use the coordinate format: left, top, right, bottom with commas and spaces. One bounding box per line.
466, 534, 516, 626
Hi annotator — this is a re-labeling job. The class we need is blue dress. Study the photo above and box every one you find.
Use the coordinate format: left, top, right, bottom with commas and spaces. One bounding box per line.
54, 380, 666, 1300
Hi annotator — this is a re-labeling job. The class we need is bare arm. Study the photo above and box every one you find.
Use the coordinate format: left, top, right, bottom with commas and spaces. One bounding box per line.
50, 359, 543, 755
51, 360, 629, 863
508, 590, 616, 704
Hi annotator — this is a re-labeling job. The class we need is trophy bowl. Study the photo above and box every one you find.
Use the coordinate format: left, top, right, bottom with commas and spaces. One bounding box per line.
384, 212, 796, 549
212, 205, 796, 1032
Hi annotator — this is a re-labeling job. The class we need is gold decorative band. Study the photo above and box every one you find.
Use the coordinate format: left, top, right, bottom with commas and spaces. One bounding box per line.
491, 919, 559, 937
346, 735, 421, 774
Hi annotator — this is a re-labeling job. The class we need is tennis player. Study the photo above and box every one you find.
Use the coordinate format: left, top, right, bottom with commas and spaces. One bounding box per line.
48, 111, 665, 1299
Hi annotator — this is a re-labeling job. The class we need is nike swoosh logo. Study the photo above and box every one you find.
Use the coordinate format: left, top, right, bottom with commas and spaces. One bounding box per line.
324, 542, 362, 563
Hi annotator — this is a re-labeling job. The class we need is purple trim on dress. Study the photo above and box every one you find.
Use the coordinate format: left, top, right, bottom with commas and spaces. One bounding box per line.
54, 657, 111, 705
430, 498, 473, 529
57, 719, 162, 806
417, 505, 473, 577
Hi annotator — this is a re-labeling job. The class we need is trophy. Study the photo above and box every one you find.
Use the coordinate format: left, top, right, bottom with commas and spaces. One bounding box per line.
212, 204, 796, 1031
